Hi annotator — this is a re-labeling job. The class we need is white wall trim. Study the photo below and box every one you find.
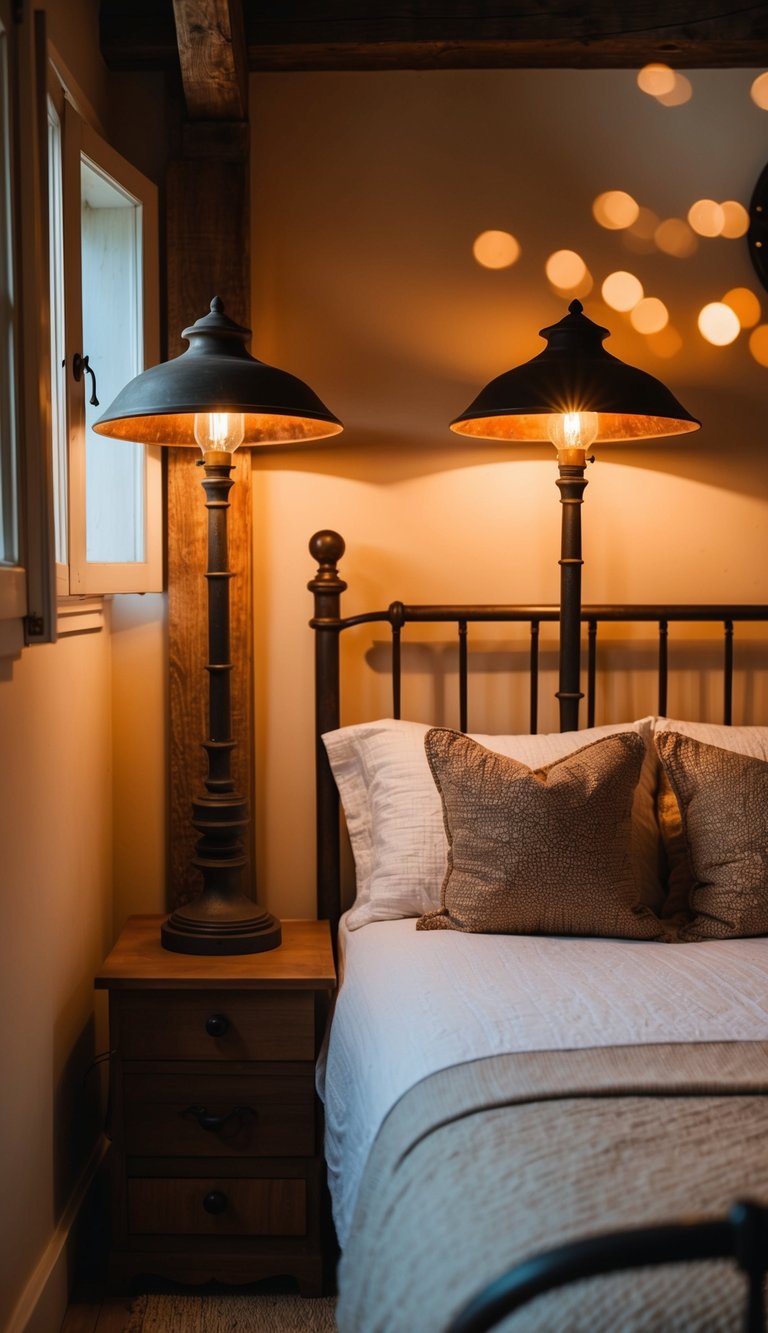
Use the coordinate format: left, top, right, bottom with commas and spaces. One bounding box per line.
6, 1133, 110, 1333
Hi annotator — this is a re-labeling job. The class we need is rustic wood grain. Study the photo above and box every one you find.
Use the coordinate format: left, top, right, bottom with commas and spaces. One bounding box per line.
94, 917, 336, 990
166, 126, 254, 911
171, 0, 248, 119
100, 1, 768, 70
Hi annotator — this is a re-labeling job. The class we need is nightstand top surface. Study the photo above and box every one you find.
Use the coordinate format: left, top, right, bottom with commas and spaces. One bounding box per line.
95, 916, 336, 990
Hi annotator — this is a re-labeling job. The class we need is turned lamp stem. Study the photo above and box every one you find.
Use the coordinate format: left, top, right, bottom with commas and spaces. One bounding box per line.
555, 449, 589, 734
161, 448, 281, 954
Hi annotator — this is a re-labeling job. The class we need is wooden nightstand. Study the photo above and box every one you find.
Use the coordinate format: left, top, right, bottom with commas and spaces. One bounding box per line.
95, 915, 336, 1294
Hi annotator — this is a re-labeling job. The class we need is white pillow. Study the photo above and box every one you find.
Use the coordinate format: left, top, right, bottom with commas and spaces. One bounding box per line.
652, 718, 768, 759
323, 717, 661, 929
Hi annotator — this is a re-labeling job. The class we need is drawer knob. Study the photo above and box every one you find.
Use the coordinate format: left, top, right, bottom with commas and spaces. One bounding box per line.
205, 1013, 229, 1038
184, 1104, 257, 1134
203, 1190, 228, 1215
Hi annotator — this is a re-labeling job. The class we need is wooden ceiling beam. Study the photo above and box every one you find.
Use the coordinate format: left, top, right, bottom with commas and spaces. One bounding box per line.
101, 1, 768, 71
170, 0, 248, 119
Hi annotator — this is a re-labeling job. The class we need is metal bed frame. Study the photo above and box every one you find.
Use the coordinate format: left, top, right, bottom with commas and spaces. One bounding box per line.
308, 528, 768, 932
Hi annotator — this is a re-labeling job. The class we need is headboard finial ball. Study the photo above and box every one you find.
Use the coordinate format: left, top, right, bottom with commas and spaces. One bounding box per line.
309, 530, 345, 566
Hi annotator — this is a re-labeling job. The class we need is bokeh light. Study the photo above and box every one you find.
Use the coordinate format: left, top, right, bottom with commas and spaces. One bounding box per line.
646, 325, 683, 359
698, 302, 740, 345
751, 72, 768, 110
688, 199, 725, 237
473, 229, 521, 269
719, 201, 749, 239
654, 217, 698, 258
622, 206, 659, 254
749, 325, 768, 366
637, 64, 676, 97
545, 249, 587, 289
630, 297, 669, 334
601, 270, 644, 312
655, 74, 693, 107
592, 191, 640, 230
723, 287, 761, 328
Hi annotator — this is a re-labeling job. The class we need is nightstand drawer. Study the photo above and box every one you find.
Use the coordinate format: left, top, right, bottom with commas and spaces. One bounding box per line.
116, 989, 315, 1060
127, 1176, 306, 1236
124, 1071, 315, 1157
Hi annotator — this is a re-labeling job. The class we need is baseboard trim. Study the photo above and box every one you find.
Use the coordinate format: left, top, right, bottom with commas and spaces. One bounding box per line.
6, 1134, 110, 1333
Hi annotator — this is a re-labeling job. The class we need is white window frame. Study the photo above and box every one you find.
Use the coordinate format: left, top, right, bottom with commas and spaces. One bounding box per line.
60, 95, 162, 596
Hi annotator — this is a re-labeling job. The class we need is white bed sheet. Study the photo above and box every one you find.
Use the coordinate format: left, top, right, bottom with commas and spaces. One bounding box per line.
317, 916, 768, 1249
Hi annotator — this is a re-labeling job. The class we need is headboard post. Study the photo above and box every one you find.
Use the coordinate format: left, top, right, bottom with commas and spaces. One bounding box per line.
308, 530, 348, 929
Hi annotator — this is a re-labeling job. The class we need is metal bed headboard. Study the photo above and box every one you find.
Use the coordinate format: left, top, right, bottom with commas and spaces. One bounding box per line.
308, 529, 768, 931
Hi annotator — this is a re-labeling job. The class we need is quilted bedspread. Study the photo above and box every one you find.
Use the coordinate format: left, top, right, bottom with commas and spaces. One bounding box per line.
336, 1042, 768, 1332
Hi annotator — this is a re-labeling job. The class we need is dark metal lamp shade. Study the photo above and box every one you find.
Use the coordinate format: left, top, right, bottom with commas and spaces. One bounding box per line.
93, 296, 343, 446
450, 300, 700, 442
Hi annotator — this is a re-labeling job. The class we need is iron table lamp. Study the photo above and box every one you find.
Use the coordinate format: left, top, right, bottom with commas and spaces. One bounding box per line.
450, 299, 700, 731
94, 297, 342, 954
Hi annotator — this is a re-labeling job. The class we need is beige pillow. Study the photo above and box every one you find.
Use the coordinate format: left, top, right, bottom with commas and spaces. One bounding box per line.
655, 731, 768, 942
653, 722, 768, 921
417, 729, 666, 940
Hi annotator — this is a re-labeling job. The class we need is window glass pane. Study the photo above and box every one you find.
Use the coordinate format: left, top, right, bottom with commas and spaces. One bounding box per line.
47, 94, 67, 566
0, 18, 18, 566
80, 156, 145, 564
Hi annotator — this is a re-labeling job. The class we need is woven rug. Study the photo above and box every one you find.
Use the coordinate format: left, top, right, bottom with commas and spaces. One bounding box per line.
123, 1292, 338, 1331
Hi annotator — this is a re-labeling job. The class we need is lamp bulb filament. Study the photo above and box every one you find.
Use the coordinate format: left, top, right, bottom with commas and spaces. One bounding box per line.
194, 411, 245, 454
547, 410, 599, 453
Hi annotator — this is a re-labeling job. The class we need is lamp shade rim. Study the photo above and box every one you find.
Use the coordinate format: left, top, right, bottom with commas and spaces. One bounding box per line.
93, 296, 343, 447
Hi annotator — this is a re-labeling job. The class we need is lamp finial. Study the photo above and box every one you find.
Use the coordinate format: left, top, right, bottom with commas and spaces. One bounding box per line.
568, 299, 584, 316
210, 295, 224, 314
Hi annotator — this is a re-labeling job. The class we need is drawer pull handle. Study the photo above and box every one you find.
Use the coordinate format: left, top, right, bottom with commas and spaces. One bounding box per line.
205, 1014, 229, 1038
202, 1189, 228, 1215
184, 1104, 257, 1134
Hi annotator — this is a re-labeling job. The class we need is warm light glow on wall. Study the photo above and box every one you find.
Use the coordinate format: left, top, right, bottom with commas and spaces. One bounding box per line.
545, 248, 590, 291
654, 217, 698, 258
473, 229, 521, 269
698, 301, 740, 345
601, 270, 643, 311
592, 191, 640, 230
630, 297, 669, 334
688, 199, 726, 237
750, 72, 768, 110
723, 287, 761, 328
748, 324, 768, 366
719, 201, 749, 238
646, 325, 683, 358
655, 74, 692, 107
637, 64, 676, 97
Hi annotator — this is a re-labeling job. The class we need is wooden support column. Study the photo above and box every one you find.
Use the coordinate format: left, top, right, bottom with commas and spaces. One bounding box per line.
166, 0, 253, 908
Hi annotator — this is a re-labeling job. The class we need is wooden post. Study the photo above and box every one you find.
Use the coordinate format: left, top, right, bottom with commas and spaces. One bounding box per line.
165, 0, 253, 909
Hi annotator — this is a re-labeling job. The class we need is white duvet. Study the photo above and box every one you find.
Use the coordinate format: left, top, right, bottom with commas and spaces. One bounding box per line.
317, 917, 768, 1248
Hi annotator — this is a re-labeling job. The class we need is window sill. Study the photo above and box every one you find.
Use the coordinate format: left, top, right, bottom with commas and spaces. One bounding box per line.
57, 594, 105, 636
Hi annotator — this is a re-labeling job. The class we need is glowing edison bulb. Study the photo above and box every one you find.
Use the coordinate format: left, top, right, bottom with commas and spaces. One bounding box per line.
547, 411, 599, 454
193, 411, 245, 453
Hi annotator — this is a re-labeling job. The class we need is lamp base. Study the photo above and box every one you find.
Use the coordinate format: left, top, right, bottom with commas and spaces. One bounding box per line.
161, 895, 282, 955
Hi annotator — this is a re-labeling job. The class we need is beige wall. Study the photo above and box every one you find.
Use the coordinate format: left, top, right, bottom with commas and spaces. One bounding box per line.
0, 3, 168, 1328
249, 68, 768, 919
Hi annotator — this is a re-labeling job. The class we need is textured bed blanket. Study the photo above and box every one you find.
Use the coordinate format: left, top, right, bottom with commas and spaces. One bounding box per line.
336, 1043, 768, 1332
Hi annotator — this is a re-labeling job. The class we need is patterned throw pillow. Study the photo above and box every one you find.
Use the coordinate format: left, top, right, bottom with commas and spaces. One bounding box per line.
652, 721, 768, 922
417, 729, 667, 940
655, 730, 768, 941
323, 717, 663, 930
